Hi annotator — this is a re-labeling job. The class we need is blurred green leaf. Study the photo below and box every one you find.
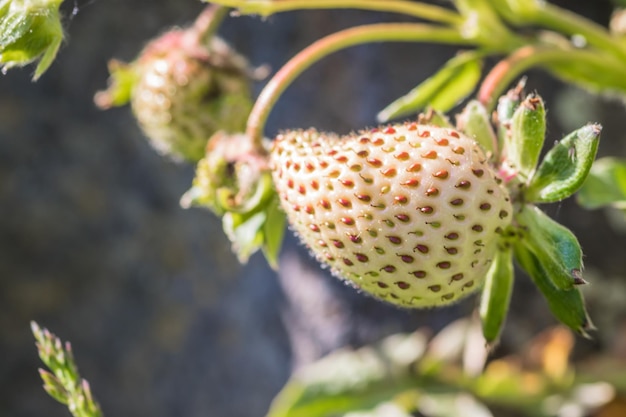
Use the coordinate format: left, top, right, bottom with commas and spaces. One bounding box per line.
377, 52, 482, 122
578, 157, 626, 210
417, 393, 493, 417
268, 332, 427, 417
526, 124, 601, 203
0, 0, 64, 80
479, 247, 514, 345
516, 205, 585, 290
93, 60, 138, 109
513, 243, 593, 338
546, 60, 626, 99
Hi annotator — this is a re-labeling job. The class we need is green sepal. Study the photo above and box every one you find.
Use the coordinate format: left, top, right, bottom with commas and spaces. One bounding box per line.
526, 123, 601, 203
93, 60, 138, 109
495, 80, 524, 153
513, 242, 593, 338
516, 205, 585, 290
504, 94, 546, 181
456, 100, 497, 156
262, 195, 286, 270
418, 108, 454, 129
377, 51, 482, 122
577, 157, 626, 210
0, 0, 64, 80
479, 246, 514, 345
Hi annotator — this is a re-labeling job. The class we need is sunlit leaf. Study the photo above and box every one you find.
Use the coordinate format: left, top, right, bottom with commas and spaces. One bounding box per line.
0, 0, 65, 80
377, 52, 482, 122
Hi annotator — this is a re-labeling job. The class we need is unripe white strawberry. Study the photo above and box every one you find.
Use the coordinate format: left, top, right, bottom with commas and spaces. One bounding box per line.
130, 30, 253, 161
271, 122, 513, 308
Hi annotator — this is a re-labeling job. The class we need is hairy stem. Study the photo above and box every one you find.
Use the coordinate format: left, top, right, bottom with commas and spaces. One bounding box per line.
190, 4, 230, 45
246, 23, 473, 144
207, 0, 463, 25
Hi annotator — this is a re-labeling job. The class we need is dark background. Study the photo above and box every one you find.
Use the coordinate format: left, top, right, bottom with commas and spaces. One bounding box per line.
2, 1, 626, 416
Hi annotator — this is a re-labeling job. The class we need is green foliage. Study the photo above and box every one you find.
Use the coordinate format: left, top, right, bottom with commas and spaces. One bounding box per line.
578, 157, 626, 210
377, 52, 482, 122
0, 0, 64, 80
31, 322, 103, 417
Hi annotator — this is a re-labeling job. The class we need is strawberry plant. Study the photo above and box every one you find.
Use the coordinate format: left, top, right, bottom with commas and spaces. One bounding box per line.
4, 0, 626, 416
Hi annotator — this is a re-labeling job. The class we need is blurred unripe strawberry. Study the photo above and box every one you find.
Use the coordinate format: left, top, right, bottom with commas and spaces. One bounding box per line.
95, 7, 254, 162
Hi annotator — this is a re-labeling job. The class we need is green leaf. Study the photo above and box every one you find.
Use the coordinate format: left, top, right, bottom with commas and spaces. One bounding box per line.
377, 52, 482, 122
513, 242, 593, 337
516, 205, 585, 290
546, 60, 626, 99
456, 100, 497, 156
0, 0, 64, 80
262, 195, 286, 270
479, 246, 514, 345
504, 94, 546, 181
93, 60, 138, 109
268, 332, 427, 417
223, 210, 266, 264
577, 157, 626, 210
526, 123, 601, 203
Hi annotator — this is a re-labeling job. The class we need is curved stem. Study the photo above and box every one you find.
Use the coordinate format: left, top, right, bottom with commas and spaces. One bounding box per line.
246, 23, 474, 144
190, 4, 230, 45
210, 0, 463, 26
478, 45, 621, 110
535, 4, 626, 63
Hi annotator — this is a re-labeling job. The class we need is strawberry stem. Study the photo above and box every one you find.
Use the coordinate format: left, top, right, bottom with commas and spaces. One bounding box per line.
186, 4, 230, 46
246, 23, 473, 145
478, 45, 623, 110
207, 0, 463, 25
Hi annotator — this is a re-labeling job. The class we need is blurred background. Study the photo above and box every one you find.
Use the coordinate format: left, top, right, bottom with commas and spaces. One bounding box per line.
1, 0, 626, 416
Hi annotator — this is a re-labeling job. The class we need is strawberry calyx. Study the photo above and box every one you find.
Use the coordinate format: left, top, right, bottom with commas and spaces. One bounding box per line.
182, 132, 285, 268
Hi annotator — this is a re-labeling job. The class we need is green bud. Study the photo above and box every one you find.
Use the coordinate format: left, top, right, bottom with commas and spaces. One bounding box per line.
517, 205, 585, 290
513, 241, 593, 338
479, 246, 514, 345
456, 100, 497, 156
526, 124, 601, 203
39, 369, 69, 404
0, 0, 64, 80
504, 94, 546, 181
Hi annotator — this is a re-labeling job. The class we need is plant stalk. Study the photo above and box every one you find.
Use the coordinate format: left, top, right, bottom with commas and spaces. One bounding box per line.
246, 23, 473, 145
206, 0, 463, 25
